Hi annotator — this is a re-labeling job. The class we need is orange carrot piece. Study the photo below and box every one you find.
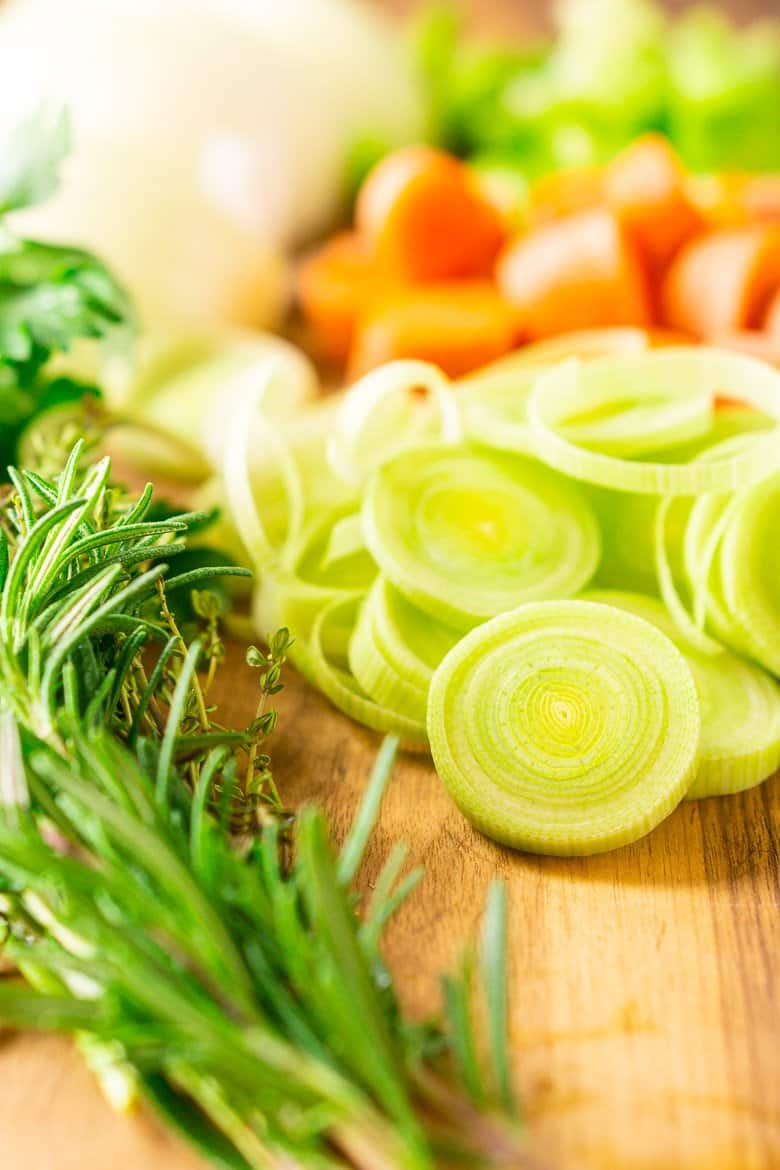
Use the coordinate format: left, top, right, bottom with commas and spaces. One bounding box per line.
605, 134, 704, 269
764, 288, 780, 337
529, 167, 604, 225
740, 175, 780, 223
687, 173, 780, 230
646, 328, 690, 347
495, 209, 651, 340
347, 282, 519, 380
711, 331, 780, 368
661, 225, 780, 339
355, 146, 506, 281
298, 233, 381, 364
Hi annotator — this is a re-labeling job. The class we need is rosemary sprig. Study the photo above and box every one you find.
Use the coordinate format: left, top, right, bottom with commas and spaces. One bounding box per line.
0, 450, 528, 1170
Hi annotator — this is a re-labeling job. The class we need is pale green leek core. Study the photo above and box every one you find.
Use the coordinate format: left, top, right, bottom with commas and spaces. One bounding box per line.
427, 601, 700, 856
362, 444, 600, 631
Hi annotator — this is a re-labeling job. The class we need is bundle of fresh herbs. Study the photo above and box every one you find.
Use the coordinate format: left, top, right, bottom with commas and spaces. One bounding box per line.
0, 114, 526, 1169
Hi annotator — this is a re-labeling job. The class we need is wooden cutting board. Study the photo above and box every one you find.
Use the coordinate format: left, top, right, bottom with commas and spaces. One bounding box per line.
2, 0, 779, 1166
2, 637, 779, 1170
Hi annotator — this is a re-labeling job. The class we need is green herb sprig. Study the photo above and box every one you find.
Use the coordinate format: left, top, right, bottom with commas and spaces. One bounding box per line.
0, 450, 527, 1170
0, 107, 134, 467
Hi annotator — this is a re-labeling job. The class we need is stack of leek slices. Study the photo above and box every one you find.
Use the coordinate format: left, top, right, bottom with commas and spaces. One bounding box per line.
226, 335, 780, 856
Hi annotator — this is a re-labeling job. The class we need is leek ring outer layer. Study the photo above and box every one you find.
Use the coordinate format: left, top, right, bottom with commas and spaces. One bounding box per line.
327, 359, 461, 487
221, 361, 305, 570
529, 349, 780, 494
302, 598, 428, 745
458, 327, 651, 455
362, 444, 600, 632
583, 590, 780, 799
253, 506, 375, 658
719, 469, 780, 676
347, 576, 460, 723
348, 597, 429, 723
427, 601, 700, 856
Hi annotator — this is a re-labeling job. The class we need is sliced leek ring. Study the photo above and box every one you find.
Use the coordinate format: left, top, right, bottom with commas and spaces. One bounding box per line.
327, 359, 461, 487
584, 590, 780, 798
366, 577, 460, 693
221, 362, 305, 570
458, 368, 538, 455
347, 576, 459, 723
299, 598, 428, 746
362, 444, 600, 631
529, 349, 780, 494
253, 506, 376, 658
458, 327, 651, 455
348, 597, 429, 724
654, 496, 723, 656
427, 600, 700, 855
719, 469, 780, 676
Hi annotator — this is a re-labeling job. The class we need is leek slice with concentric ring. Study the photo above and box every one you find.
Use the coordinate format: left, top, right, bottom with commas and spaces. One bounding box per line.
348, 597, 429, 724
362, 444, 600, 631
366, 577, 460, 692
529, 349, 780, 494
327, 359, 461, 487
584, 590, 780, 799
718, 469, 780, 676
299, 598, 428, 746
458, 367, 538, 455
427, 600, 700, 855
347, 576, 460, 723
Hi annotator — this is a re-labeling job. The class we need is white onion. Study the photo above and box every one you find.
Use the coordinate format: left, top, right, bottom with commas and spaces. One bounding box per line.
0, 0, 424, 327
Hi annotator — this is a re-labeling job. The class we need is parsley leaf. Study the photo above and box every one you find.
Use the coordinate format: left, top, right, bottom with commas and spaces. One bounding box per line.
0, 110, 134, 465
0, 238, 134, 366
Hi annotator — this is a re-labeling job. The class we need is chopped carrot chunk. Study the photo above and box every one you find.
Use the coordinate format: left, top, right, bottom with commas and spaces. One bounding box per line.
348, 282, 519, 379
529, 167, 604, 225
764, 288, 780, 337
298, 233, 381, 364
605, 134, 704, 269
711, 331, 780, 368
496, 209, 651, 340
687, 173, 780, 230
662, 225, 780, 338
356, 146, 506, 281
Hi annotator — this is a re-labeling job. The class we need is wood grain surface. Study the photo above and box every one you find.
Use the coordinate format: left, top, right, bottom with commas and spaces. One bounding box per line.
2, 0, 779, 1168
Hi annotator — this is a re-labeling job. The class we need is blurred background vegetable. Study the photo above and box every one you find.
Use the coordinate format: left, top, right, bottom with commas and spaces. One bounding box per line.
413, 0, 780, 176
297, 133, 780, 377
0, 0, 425, 329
